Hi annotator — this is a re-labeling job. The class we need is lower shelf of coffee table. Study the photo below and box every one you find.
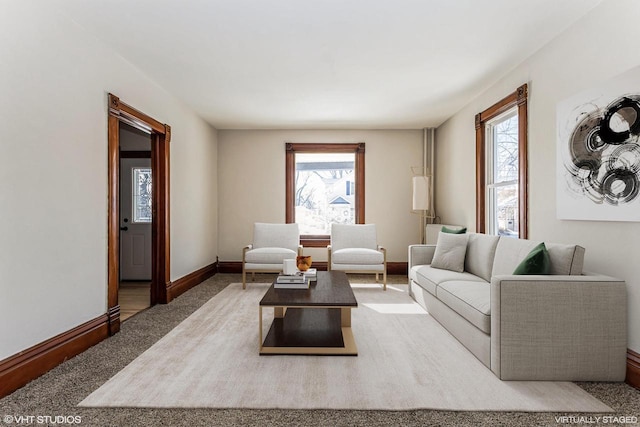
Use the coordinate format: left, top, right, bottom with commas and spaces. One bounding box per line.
260, 307, 357, 356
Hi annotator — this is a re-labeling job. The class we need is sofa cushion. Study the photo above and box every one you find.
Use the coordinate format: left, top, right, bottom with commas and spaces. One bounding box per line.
513, 242, 550, 275
437, 281, 491, 333
332, 248, 384, 265
492, 237, 586, 276
546, 243, 585, 275
431, 232, 468, 273
464, 233, 500, 282
492, 238, 541, 277
412, 265, 486, 296
245, 247, 297, 264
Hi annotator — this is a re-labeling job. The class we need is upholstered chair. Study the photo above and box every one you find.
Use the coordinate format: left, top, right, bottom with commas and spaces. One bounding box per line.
328, 223, 387, 290
242, 223, 303, 289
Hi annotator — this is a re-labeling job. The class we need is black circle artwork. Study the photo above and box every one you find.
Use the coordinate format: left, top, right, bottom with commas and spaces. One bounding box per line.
566, 95, 640, 206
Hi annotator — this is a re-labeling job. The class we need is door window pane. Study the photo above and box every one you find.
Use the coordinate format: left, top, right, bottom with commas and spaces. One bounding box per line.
295, 153, 355, 235
133, 167, 152, 223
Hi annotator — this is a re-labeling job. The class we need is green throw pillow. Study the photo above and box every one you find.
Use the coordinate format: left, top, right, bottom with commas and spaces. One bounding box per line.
513, 242, 550, 275
441, 226, 467, 234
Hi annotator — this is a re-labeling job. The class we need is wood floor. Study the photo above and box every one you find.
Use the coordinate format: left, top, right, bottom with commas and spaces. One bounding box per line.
119, 281, 151, 321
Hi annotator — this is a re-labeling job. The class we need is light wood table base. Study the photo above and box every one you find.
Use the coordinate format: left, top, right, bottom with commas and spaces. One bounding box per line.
259, 306, 357, 356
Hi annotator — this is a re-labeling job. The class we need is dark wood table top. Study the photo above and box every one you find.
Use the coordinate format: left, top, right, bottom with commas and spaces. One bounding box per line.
260, 271, 357, 307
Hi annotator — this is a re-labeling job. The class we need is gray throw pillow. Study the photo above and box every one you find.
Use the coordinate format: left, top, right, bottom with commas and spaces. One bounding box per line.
431, 232, 468, 272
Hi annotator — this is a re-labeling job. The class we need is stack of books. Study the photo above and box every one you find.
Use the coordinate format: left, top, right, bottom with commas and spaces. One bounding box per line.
302, 268, 317, 282
274, 272, 310, 289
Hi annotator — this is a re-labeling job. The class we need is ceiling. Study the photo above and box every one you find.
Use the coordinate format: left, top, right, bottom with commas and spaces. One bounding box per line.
51, 0, 602, 129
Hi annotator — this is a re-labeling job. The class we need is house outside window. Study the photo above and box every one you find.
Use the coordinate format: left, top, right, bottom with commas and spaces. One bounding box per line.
286, 143, 365, 247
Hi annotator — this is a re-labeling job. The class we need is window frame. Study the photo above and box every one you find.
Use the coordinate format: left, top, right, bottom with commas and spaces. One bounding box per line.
475, 84, 528, 239
285, 142, 365, 247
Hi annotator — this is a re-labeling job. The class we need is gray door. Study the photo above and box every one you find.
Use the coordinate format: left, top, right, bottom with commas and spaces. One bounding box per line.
120, 158, 152, 280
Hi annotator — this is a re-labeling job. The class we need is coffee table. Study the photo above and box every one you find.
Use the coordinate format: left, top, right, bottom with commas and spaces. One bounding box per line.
259, 271, 358, 355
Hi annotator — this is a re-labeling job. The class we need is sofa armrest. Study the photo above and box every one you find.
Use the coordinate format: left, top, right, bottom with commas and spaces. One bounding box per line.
408, 245, 436, 270
490, 274, 627, 381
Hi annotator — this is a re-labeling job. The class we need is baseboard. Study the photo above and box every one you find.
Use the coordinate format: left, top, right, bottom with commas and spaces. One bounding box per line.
108, 305, 120, 335
0, 314, 109, 398
218, 261, 242, 273
218, 261, 408, 276
167, 261, 218, 302
387, 262, 408, 275
627, 348, 640, 389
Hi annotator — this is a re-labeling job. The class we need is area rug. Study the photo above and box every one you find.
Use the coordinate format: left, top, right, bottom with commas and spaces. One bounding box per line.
79, 283, 611, 412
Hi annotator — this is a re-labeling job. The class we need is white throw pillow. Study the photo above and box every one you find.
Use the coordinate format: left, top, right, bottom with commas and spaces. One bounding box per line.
431, 232, 468, 272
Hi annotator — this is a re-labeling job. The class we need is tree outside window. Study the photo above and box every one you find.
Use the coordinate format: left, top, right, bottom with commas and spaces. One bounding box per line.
286, 143, 365, 247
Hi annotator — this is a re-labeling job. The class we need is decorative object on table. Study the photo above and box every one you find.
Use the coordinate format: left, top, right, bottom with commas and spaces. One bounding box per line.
282, 258, 297, 275
557, 64, 640, 221
296, 255, 312, 271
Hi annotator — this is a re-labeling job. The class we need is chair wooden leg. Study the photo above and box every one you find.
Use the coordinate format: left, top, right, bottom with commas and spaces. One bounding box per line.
383, 270, 387, 291
242, 269, 247, 290
375, 273, 379, 283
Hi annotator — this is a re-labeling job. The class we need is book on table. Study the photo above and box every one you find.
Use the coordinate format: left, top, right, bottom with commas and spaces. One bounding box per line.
303, 268, 317, 281
274, 280, 310, 289
276, 272, 306, 283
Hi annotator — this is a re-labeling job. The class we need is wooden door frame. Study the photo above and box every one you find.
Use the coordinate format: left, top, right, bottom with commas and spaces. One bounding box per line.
107, 94, 171, 335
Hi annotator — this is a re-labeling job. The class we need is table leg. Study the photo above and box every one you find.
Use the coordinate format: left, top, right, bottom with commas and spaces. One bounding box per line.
259, 306, 263, 348
341, 307, 351, 327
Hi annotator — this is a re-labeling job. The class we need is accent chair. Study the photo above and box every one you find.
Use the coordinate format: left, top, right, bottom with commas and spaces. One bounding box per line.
242, 222, 302, 289
328, 223, 387, 290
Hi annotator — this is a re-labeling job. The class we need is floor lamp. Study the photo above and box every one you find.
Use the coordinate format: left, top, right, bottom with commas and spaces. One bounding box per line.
412, 175, 431, 244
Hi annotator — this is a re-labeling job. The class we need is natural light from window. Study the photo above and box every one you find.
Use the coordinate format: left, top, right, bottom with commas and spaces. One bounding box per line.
486, 110, 519, 237
295, 152, 355, 235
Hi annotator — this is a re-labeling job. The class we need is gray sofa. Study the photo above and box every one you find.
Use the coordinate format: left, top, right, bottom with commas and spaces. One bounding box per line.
408, 232, 627, 381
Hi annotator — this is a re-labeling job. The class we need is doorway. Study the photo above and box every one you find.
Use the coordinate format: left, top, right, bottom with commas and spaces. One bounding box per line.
119, 123, 152, 321
107, 94, 171, 335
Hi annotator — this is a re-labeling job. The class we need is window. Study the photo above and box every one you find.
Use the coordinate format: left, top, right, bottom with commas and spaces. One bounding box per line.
475, 84, 528, 238
286, 143, 365, 247
132, 167, 152, 223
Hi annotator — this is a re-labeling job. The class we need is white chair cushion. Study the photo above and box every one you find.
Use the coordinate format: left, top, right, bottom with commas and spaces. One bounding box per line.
331, 224, 377, 251
253, 223, 300, 251
332, 248, 383, 265
245, 247, 297, 264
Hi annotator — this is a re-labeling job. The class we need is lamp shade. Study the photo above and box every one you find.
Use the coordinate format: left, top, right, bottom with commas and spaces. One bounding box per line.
412, 176, 430, 211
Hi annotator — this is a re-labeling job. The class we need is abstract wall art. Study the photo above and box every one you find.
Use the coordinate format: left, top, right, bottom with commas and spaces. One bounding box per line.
557, 66, 640, 221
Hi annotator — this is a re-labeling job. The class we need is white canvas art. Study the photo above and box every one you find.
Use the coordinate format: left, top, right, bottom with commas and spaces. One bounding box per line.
557, 65, 640, 221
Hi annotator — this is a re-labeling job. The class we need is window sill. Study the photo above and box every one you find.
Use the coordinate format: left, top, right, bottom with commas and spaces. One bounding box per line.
301, 236, 329, 248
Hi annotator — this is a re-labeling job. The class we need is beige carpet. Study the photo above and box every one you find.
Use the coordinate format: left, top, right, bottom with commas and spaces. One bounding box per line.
79, 282, 612, 412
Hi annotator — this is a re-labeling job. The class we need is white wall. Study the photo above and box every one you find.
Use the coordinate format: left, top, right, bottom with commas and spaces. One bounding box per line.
218, 130, 423, 263
435, 0, 640, 352
0, 2, 218, 360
